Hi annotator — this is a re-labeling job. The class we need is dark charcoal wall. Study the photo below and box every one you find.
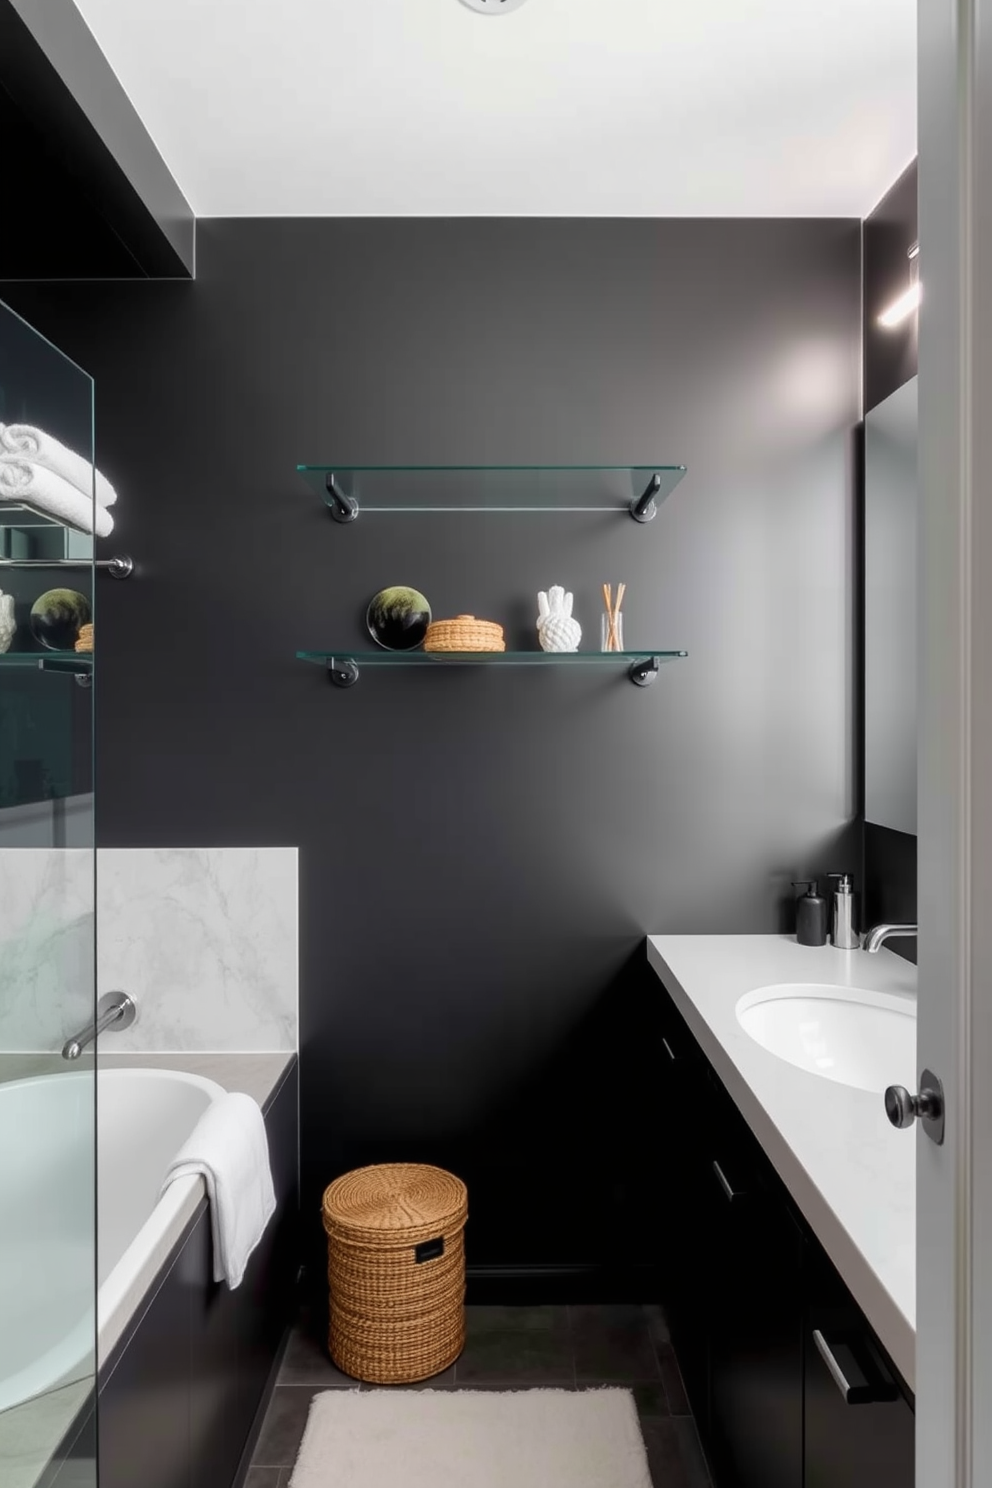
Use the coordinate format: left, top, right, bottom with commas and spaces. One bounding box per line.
863, 162, 918, 952
4, 218, 860, 1283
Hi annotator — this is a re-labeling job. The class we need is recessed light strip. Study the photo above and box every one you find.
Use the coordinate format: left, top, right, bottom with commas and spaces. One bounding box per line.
878, 240, 921, 328
878, 281, 922, 328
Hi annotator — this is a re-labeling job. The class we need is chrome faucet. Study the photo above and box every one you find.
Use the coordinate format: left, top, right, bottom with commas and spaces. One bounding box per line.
863, 923, 918, 954
62, 990, 137, 1060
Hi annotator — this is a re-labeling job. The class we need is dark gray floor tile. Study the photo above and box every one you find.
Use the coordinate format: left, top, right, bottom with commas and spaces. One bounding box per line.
466, 1305, 569, 1336
455, 1327, 575, 1385
644, 1303, 671, 1348
245, 1471, 283, 1488
251, 1386, 329, 1467
449, 1381, 577, 1392
673, 1417, 711, 1486
571, 1305, 661, 1382
657, 1343, 691, 1415
278, 1323, 359, 1386
359, 1365, 456, 1390
640, 1417, 710, 1488
632, 1381, 671, 1419
575, 1379, 668, 1418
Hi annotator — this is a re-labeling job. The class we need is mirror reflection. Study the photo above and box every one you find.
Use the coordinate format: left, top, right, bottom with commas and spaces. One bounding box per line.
865, 375, 918, 835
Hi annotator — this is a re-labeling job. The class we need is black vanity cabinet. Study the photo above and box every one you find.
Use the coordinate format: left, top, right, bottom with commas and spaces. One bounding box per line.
653, 979, 914, 1488
656, 993, 714, 1430
804, 1248, 914, 1488
660, 992, 804, 1488
704, 1082, 804, 1488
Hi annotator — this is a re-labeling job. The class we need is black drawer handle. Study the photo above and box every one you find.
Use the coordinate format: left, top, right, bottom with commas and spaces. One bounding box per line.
812, 1330, 899, 1405
711, 1159, 743, 1203
662, 1037, 677, 1063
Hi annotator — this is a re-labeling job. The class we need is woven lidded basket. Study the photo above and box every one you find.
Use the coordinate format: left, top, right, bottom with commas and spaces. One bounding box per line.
424, 614, 505, 653
322, 1163, 468, 1384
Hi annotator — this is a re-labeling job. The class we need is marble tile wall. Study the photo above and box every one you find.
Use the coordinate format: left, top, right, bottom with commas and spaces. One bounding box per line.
0, 847, 298, 1053
0, 848, 92, 1055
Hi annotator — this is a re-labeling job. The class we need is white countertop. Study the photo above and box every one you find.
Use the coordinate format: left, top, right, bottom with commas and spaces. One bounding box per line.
647, 934, 916, 1391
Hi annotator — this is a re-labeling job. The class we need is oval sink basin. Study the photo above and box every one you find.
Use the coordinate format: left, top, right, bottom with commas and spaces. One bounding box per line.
735, 984, 916, 1094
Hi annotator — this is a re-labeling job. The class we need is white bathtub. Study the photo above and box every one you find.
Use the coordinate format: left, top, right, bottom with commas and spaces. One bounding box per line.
0, 1067, 224, 1415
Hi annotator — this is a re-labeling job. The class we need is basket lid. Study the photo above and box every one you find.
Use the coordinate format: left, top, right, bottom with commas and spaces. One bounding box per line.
427, 615, 502, 632
323, 1163, 467, 1245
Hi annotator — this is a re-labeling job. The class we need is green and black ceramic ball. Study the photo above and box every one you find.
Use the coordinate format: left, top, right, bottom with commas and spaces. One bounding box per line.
366, 586, 432, 651
29, 589, 92, 651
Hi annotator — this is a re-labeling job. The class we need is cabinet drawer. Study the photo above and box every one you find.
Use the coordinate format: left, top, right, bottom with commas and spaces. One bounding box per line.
703, 1141, 804, 1488
804, 1252, 914, 1488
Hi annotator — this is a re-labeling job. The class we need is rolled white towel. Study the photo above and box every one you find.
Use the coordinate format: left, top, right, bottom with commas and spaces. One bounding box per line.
0, 457, 114, 538
0, 423, 117, 508
161, 1093, 276, 1289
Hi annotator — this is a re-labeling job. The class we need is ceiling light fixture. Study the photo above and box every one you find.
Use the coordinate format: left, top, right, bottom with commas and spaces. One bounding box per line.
458, 0, 530, 13
878, 241, 921, 328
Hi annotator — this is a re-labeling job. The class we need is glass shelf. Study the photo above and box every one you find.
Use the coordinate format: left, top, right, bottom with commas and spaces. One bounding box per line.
297, 465, 687, 520
0, 503, 132, 574
298, 649, 687, 688
0, 651, 92, 673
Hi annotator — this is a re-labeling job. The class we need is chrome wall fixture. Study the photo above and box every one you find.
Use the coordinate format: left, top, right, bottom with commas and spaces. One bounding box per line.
0, 553, 133, 577
62, 990, 137, 1060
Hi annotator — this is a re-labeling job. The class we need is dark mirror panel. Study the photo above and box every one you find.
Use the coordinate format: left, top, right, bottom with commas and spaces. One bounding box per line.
864, 377, 918, 834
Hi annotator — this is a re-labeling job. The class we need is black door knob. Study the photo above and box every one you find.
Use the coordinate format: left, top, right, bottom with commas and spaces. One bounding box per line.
884, 1076, 944, 1141
884, 1085, 919, 1129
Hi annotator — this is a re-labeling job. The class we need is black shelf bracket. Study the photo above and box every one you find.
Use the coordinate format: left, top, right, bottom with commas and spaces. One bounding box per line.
629, 472, 662, 524
327, 657, 360, 688
31, 655, 92, 683
326, 474, 359, 524
628, 655, 661, 687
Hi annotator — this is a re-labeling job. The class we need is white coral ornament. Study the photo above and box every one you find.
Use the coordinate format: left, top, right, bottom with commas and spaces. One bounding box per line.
537, 586, 582, 653
0, 591, 14, 654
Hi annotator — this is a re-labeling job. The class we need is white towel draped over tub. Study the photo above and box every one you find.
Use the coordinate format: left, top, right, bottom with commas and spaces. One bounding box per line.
160, 1092, 276, 1289
0, 457, 114, 538
0, 423, 118, 508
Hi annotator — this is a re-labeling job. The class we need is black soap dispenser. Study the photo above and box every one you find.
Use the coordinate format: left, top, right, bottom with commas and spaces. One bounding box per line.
793, 880, 828, 947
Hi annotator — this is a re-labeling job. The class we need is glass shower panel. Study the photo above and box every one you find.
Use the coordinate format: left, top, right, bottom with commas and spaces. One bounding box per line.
0, 299, 96, 1488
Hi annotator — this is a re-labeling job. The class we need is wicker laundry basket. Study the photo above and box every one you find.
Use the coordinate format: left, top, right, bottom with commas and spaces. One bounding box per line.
322, 1163, 468, 1384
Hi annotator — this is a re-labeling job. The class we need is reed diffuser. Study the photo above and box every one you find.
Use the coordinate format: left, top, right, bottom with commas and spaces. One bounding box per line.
601, 582, 626, 652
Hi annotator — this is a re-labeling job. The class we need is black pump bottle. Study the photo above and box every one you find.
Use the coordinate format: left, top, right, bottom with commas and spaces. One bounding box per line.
793, 880, 828, 947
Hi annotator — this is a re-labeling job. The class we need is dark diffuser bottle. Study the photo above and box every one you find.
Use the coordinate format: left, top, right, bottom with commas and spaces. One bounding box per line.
793, 880, 828, 946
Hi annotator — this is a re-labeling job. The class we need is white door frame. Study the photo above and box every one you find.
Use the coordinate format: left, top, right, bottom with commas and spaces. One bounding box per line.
918, 0, 992, 1482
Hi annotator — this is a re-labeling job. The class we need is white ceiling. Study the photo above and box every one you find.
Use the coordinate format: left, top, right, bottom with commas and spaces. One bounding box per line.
72, 0, 916, 218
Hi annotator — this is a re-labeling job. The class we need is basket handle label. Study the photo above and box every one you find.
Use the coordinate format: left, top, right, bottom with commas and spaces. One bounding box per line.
415, 1236, 445, 1264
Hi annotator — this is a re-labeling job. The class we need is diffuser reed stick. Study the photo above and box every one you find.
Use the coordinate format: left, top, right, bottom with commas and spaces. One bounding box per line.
601, 581, 625, 652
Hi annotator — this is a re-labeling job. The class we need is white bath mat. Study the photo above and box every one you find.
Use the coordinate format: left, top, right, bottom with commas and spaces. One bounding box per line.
289, 1387, 652, 1488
